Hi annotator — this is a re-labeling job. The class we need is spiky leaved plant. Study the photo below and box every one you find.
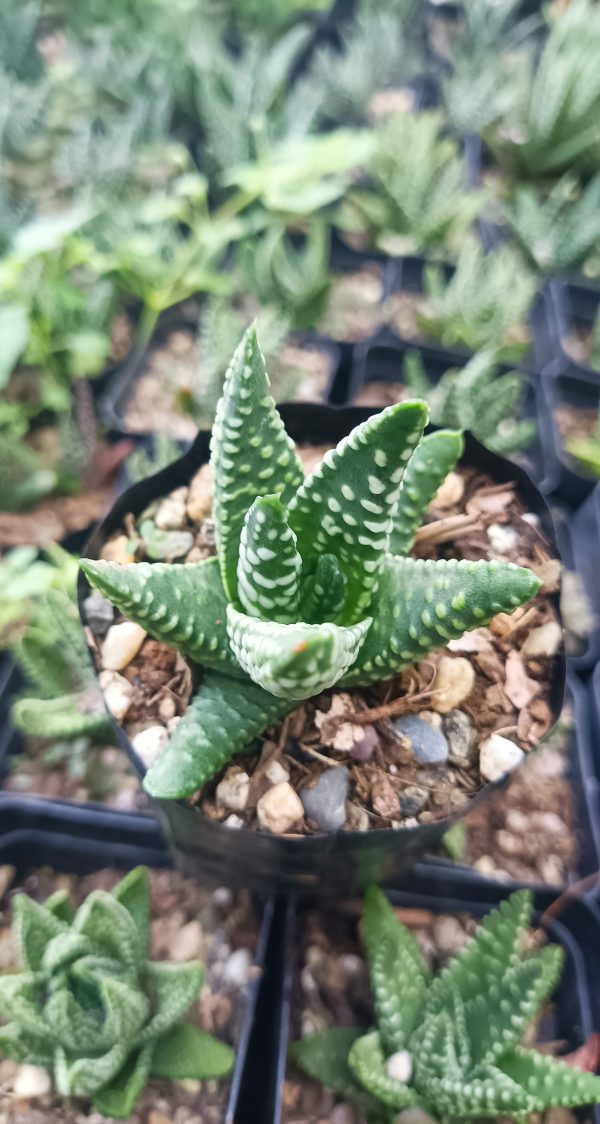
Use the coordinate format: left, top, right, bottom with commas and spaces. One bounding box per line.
81, 326, 540, 801
402, 348, 535, 456
506, 175, 600, 275
237, 222, 330, 331
11, 589, 112, 741
0, 867, 233, 1119
291, 888, 600, 1121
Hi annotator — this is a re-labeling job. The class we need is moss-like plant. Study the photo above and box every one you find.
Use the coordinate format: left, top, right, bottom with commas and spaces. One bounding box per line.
0, 867, 233, 1119
291, 888, 600, 1120
81, 326, 540, 800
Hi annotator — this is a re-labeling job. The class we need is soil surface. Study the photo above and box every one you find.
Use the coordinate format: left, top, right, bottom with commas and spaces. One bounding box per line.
563, 321, 600, 370
555, 404, 599, 448
87, 441, 563, 842
283, 902, 586, 1124
122, 328, 337, 438
0, 865, 260, 1124
1, 735, 145, 812
316, 269, 385, 342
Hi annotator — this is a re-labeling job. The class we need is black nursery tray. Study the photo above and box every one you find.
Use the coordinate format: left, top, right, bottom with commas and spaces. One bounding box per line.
267, 867, 600, 1124
543, 280, 600, 383
0, 819, 274, 1124
557, 488, 600, 672
541, 370, 600, 506
346, 329, 556, 490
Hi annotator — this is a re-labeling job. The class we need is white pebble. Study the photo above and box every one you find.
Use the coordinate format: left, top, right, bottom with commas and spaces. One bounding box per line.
522, 620, 562, 658
99, 670, 133, 722
216, 768, 250, 812
14, 1065, 51, 1099
265, 759, 290, 785
132, 725, 168, 768
431, 656, 475, 714
155, 487, 189, 530
479, 734, 525, 782
223, 814, 245, 829
385, 1050, 412, 1084
223, 947, 252, 988
101, 621, 146, 671
256, 782, 304, 834
434, 471, 464, 508
171, 920, 204, 962
488, 523, 518, 555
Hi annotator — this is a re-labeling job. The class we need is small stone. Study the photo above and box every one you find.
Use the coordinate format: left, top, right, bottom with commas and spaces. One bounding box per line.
432, 656, 475, 714
101, 621, 146, 671
300, 767, 349, 832
536, 811, 567, 835
443, 709, 475, 765
223, 947, 252, 988
330, 1105, 359, 1124
14, 1065, 51, 1099
216, 767, 250, 812
522, 620, 562, 658
198, 517, 216, 547
149, 1113, 172, 1124
256, 782, 304, 834
372, 774, 400, 819
132, 725, 169, 768
434, 470, 464, 508
488, 523, 518, 554
479, 734, 525, 782
155, 487, 188, 530
432, 915, 468, 955
396, 1109, 438, 1124
171, 920, 204, 961
99, 670, 134, 722
346, 803, 370, 831
83, 591, 114, 636
101, 534, 135, 563
474, 855, 499, 877
265, 759, 290, 785
539, 855, 565, 884
505, 808, 529, 834
158, 695, 177, 721
385, 1050, 412, 1084
399, 785, 429, 817
392, 715, 449, 766
186, 463, 212, 521
223, 814, 244, 829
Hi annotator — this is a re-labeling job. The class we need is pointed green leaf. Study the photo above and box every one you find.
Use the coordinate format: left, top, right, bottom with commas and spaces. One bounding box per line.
44, 890, 75, 925
349, 1031, 419, 1110
288, 401, 428, 622
80, 557, 244, 677
211, 324, 304, 602
289, 1028, 366, 1100
227, 605, 371, 700
390, 430, 464, 556
424, 1063, 534, 1116
237, 495, 302, 622
341, 556, 540, 686
92, 1043, 154, 1120
300, 554, 347, 623
360, 888, 430, 1053
42, 931, 93, 976
74, 892, 141, 969
12, 893, 67, 972
497, 1046, 600, 1111
150, 1023, 234, 1080
112, 867, 151, 955
0, 975, 46, 1039
0, 1023, 53, 1067
413, 1007, 461, 1085
12, 693, 111, 740
144, 671, 294, 798
69, 1039, 130, 1097
139, 961, 203, 1043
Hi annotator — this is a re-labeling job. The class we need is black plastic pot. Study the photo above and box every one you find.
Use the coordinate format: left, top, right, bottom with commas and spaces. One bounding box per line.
78, 402, 564, 896
543, 279, 600, 383
269, 866, 600, 1124
0, 822, 273, 1124
541, 369, 600, 506
347, 331, 557, 491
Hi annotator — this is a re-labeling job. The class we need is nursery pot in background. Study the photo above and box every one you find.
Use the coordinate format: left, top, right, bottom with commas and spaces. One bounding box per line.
78, 404, 565, 896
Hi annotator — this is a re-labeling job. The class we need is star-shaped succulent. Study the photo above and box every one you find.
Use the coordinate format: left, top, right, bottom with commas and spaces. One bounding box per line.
81, 326, 540, 800
290, 888, 600, 1121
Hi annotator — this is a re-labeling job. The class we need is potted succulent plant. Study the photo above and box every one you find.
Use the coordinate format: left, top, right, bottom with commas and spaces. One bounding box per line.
79, 327, 563, 893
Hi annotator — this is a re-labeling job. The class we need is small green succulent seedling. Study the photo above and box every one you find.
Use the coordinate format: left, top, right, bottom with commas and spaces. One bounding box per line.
82, 326, 540, 801
0, 867, 233, 1118
291, 888, 600, 1121
506, 175, 600, 275
403, 348, 536, 456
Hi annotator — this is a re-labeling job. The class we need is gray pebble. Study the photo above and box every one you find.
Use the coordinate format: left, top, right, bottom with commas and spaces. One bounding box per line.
392, 715, 449, 766
399, 785, 429, 817
83, 591, 114, 636
443, 709, 475, 765
301, 766, 349, 831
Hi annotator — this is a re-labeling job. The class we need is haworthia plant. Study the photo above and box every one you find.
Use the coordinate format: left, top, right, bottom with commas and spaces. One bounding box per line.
291, 888, 600, 1121
81, 326, 540, 800
0, 867, 233, 1118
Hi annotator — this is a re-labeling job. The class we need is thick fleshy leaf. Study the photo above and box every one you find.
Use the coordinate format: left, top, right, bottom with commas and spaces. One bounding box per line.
390, 430, 464, 556
92, 1043, 154, 1120
80, 557, 243, 677
73, 892, 142, 969
423, 1064, 534, 1117
11, 693, 111, 740
227, 605, 371, 699
150, 1023, 234, 1080
497, 1046, 600, 1111
0, 975, 47, 1039
349, 1031, 420, 1110
42, 931, 93, 976
341, 556, 540, 686
144, 671, 294, 798
69, 1039, 130, 1096
44, 890, 75, 924
139, 961, 203, 1043
360, 888, 429, 1053
112, 867, 151, 955
237, 495, 302, 622
289, 1028, 366, 1100
211, 324, 304, 602
0, 1023, 53, 1066
300, 554, 347, 623
288, 401, 428, 622
12, 893, 67, 972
